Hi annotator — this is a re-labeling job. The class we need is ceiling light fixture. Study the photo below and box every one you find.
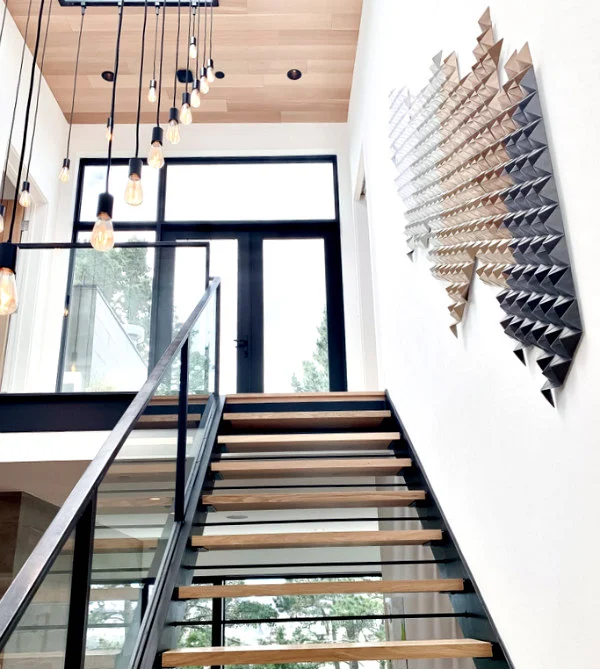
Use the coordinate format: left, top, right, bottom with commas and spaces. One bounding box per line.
167, 0, 182, 144
148, 0, 166, 169
59, 3, 86, 184
205, 0, 215, 83
189, 1, 197, 59
199, 0, 209, 94
148, 1, 160, 103
91, 0, 125, 252
20, 0, 54, 209
101, 70, 115, 82
125, 0, 148, 207
180, 0, 193, 125
0, 0, 46, 315
190, 1, 201, 107
287, 68, 302, 80
215, 70, 225, 79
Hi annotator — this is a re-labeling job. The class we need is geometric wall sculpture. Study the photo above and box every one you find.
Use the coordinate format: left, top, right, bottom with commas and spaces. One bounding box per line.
388, 8, 583, 405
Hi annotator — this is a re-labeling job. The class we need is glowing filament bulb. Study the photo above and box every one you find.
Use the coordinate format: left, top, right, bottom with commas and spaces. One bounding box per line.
147, 127, 165, 169
148, 79, 158, 103
0, 268, 17, 316
58, 158, 71, 183
91, 193, 115, 252
19, 182, 32, 208
191, 83, 201, 108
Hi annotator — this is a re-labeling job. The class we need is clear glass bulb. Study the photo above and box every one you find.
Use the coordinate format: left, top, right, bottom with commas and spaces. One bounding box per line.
105, 124, 113, 142
191, 87, 201, 108
58, 165, 70, 183
180, 103, 193, 125
124, 176, 143, 206
166, 119, 181, 144
91, 215, 115, 252
206, 66, 215, 83
189, 41, 197, 60
0, 268, 18, 316
0, 213, 4, 235
200, 75, 209, 95
147, 141, 165, 169
148, 84, 157, 103
19, 189, 31, 208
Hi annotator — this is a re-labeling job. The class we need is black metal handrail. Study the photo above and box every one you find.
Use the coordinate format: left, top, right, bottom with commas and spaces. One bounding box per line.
0, 276, 221, 650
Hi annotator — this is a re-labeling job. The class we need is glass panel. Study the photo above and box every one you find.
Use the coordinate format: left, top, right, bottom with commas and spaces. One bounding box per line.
60, 231, 156, 392
263, 239, 329, 392
0, 527, 75, 668
172, 245, 209, 338
165, 162, 336, 221
174, 240, 237, 395
79, 164, 159, 223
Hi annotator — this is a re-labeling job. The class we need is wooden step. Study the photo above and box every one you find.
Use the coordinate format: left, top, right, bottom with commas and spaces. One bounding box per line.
226, 391, 386, 404
192, 529, 441, 551
136, 414, 201, 429
203, 490, 425, 511
97, 493, 174, 513
177, 578, 464, 599
223, 410, 391, 430
162, 639, 493, 667
211, 457, 410, 479
218, 431, 401, 452
151, 394, 208, 405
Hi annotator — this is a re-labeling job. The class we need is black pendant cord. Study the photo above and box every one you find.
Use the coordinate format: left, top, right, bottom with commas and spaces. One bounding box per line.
156, 0, 166, 125
0, 0, 34, 203
134, 0, 148, 158
0, 0, 8, 45
64, 4, 86, 160
194, 2, 200, 80
151, 1, 159, 82
25, 0, 54, 182
202, 0, 207, 67
105, 0, 125, 192
8, 0, 45, 240
184, 0, 191, 93
172, 0, 182, 107
208, 0, 213, 60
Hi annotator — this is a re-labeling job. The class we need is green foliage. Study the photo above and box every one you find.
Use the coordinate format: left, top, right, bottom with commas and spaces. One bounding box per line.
291, 309, 329, 392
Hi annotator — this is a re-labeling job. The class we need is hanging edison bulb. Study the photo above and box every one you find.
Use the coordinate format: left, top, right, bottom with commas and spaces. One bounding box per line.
0, 204, 5, 234
91, 192, 115, 252
58, 158, 71, 183
206, 58, 215, 83
166, 107, 181, 144
180, 92, 193, 125
189, 35, 197, 60
147, 126, 165, 169
148, 78, 157, 103
125, 158, 143, 206
191, 79, 201, 108
105, 117, 113, 141
0, 243, 18, 316
199, 67, 209, 94
18, 181, 32, 208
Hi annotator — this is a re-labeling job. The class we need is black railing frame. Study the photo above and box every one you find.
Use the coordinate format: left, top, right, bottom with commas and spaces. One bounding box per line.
0, 276, 222, 654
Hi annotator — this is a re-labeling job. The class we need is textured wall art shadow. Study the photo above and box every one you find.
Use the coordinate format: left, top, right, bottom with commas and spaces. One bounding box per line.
388, 8, 583, 406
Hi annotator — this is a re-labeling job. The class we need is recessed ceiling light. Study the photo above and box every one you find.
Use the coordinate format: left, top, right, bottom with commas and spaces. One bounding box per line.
215, 71, 225, 79
101, 70, 115, 82
226, 514, 249, 520
287, 69, 302, 81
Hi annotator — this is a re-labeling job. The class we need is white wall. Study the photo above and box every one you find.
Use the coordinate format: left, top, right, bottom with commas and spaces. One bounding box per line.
347, 2, 600, 668
0, 0, 69, 392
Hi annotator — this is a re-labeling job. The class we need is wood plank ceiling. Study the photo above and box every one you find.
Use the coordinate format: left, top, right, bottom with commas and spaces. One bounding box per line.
8, 0, 362, 124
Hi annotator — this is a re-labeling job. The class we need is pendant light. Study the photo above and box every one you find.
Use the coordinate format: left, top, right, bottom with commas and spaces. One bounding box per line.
148, 1, 160, 103
190, 3, 201, 108
206, 0, 215, 83
59, 3, 86, 184
148, 0, 166, 169
167, 0, 182, 145
19, 0, 54, 208
1, 0, 46, 315
199, 0, 209, 95
188, 2, 197, 59
125, 0, 148, 206
91, 0, 125, 252
0, 0, 34, 235
180, 0, 193, 125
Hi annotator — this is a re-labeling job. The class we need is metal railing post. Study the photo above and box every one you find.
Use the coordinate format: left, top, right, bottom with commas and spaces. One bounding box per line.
175, 339, 189, 521
214, 282, 221, 396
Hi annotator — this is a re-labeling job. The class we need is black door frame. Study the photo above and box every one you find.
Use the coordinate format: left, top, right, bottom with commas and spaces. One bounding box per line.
64, 155, 347, 393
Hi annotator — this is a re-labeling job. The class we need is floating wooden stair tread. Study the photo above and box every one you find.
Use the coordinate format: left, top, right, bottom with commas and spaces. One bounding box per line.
136, 414, 201, 429
218, 431, 401, 452
222, 410, 391, 430
192, 529, 441, 550
203, 490, 426, 511
226, 391, 386, 404
91, 537, 158, 553
211, 457, 410, 479
177, 578, 464, 599
151, 394, 208, 405
162, 639, 493, 666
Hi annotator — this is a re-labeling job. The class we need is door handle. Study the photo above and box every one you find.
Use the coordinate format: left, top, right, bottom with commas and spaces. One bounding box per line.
235, 338, 249, 358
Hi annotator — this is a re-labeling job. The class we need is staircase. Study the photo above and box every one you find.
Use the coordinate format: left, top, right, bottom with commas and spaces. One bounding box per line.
157, 390, 509, 668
